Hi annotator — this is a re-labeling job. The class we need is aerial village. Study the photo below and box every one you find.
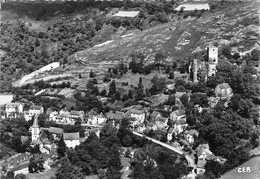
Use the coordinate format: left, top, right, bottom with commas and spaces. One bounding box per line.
0, 0, 260, 179
1, 46, 242, 178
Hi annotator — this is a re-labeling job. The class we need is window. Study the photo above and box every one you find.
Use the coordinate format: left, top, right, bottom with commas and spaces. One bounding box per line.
213, 59, 216, 62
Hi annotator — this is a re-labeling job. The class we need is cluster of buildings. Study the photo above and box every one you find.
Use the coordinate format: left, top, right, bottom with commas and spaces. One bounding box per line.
5, 103, 44, 120
30, 116, 81, 154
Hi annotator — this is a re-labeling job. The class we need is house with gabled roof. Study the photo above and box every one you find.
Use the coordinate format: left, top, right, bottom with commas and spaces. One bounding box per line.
175, 92, 186, 107
155, 116, 168, 131
88, 112, 107, 125
146, 122, 158, 132
184, 129, 199, 144
69, 110, 84, 120
63, 132, 80, 149
126, 109, 146, 126
150, 111, 162, 122
196, 144, 214, 174
215, 83, 233, 100
29, 105, 44, 117
170, 109, 186, 122
48, 127, 63, 140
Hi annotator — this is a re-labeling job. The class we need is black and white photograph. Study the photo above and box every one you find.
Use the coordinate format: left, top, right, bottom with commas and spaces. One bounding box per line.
0, 0, 259, 178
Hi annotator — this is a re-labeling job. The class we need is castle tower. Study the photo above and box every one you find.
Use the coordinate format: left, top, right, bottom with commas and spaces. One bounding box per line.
31, 116, 40, 142
193, 59, 198, 83
207, 46, 218, 78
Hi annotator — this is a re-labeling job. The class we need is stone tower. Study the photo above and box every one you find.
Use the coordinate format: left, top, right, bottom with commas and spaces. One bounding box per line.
193, 59, 198, 83
207, 46, 218, 78
31, 116, 40, 142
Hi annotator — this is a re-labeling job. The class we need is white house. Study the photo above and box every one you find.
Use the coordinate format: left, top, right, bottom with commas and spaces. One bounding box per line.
215, 83, 233, 100
184, 129, 199, 144
127, 109, 146, 126
5, 103, 23, 118
63, 132, 80, 149
88, 113, 107, 125
196, 144, 214, 174
167, 127, 175, 141
173, 120, 188, 135
49, 111, 59, 121
175, 2, 210, 11
29, 105, 44, 117
136, 123, 146, 133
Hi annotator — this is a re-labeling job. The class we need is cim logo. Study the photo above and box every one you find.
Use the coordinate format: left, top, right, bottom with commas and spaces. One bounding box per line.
238, 167, 251, 173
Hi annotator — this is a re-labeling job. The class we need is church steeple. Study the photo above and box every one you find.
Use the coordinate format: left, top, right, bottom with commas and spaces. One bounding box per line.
32, 115, 39, 127
31, 116, 40, 142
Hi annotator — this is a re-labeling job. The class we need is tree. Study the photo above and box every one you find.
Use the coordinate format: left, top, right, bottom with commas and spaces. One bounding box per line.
90, 70, 95, 78
154, 52, 166, 70
251, 49, 260, 61
56, 158, 84, 179
57, 137, 66, 158
180, 94, 189, 106
169, 71, 174, 79
28, 156, 45, 173
150, 76, 167, 95
122, 94, 129, 102
136, 77, 145, 101
31, 144, 41, 155
221, 45, 232, 59
100, 89, 107, 97
128, 90, 133, 99
122, 134, 133, 147
91, 86, 99, 95
11, 136, 22, 153
115, 91, 121, 101
109, 80, 116, 97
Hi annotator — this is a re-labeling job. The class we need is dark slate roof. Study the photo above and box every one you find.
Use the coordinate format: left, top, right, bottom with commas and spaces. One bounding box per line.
63, 132, 80, 140
48, 127, 63, 134
70, 110, 84, 116
29, 105, 43, 110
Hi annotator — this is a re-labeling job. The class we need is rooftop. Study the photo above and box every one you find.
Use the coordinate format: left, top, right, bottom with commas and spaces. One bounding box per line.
70, 110, 84, 116
63, 132, 80, 140
29, 105, 43, 110
216, 83, 232, 90
173, 109, 186, 117
5, 102, 22, 108
129, 109, 145, 114
112, 11, 140, 18
48, 127, 63, 134
175, 2, 210, 11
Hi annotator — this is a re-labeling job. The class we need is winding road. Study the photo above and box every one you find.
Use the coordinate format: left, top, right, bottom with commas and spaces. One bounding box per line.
132, 131, 197, 169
